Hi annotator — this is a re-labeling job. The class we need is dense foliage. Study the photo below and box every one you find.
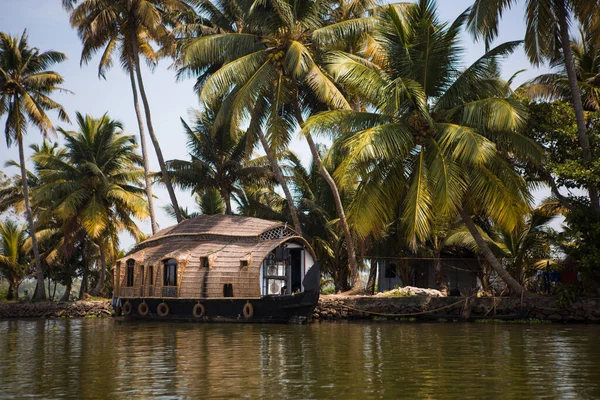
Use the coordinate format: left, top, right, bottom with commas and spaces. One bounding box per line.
3, 0, 600, 300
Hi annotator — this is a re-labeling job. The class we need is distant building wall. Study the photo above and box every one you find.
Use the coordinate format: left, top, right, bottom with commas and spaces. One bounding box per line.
377, 258, 481, 293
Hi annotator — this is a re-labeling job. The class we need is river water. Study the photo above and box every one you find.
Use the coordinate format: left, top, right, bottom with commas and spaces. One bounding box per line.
1, 319, 599, 399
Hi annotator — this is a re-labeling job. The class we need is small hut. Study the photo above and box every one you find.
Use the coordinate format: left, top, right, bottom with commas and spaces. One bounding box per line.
113, 215, 319, 322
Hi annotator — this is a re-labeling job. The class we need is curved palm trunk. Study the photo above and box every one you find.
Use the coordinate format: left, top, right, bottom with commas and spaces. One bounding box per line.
128, 68, 159, 234
305, 133, 360, 288
557, 0, 600, 210
459, 208, 528, 297
256, 129, 303, 235
18, 136, 46, 301
91, 240, 107, 297
133, 53, 182, 223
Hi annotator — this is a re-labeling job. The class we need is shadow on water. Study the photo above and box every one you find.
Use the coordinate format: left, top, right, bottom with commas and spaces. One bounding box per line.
1, 319, 600, 399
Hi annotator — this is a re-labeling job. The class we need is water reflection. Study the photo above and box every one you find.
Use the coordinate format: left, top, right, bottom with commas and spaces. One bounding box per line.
1, 320, 599, 399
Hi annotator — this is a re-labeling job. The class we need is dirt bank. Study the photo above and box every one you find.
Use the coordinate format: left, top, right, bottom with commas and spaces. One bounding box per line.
313, 295, 600, 322
0, 300, 113, 319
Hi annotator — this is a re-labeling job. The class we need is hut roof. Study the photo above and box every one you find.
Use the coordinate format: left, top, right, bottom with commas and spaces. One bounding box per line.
141, 215, 294, 244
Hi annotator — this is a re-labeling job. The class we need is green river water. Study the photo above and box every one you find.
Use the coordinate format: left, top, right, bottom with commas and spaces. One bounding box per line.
1, 319, 599, 399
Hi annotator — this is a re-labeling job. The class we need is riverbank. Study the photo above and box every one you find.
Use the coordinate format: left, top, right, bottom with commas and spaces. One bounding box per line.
313, 295, 600, 323
0, 299, 113, 319
2, 295, 599, 322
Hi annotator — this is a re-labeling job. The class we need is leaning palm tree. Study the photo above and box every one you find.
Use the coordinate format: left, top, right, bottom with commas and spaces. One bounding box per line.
65, 0, 192, 228
467, 0, 600, 210
164, 106, 273, 215
0, 31, 70, 300
303, 1, 542, 295
522, 28, 600, 113
180, 0, 374, 286
0, 220, 29, 300
33, 113, 148, 296
446, 200, 561, 287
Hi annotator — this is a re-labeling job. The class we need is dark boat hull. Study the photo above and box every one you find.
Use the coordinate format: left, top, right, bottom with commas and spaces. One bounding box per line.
115, 290, 320, 324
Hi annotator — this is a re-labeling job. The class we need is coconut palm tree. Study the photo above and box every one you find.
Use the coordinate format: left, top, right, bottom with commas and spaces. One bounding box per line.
446, 200, 561, 287
467, 0, 600, 210
163, 188, 226, 221
303, 1, 542, 295
164, 106, 273, 215
523, 28, 600, 113
65, 0, 193, 228
180, 0, 375, 286
0, 220, 29, 300
32, 112, 148, 296
0, 31, 70, 301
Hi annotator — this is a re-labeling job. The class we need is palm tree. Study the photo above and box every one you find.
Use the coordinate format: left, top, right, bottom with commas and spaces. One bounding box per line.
163, 188, 226, 221
0, 31, 70, 301
446, 200, 561, 288
523, 29, 600, 113
32, 113, 148, 296
180, 0, 372, 286
467, 0, 600, 210
0, 220, 29, 300
164, 107, 273, 215
65, 0, 192, 228
303, 1, 542, 295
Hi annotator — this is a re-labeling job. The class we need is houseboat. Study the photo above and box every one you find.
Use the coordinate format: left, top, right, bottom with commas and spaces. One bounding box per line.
113, 215, 320, 323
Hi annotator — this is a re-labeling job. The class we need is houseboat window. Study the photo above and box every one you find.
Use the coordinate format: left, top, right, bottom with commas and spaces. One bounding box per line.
240, 259, 249, 268
140, 265, 145, 286
163, 259, 177, 287
126, 260, 135, 287
148, 265, 153, 285
223, 283, 233, 297
200, 257, 209, 269
263, 251, 289, 295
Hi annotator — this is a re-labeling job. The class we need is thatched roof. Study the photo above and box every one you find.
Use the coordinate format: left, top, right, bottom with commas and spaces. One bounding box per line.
120, 215, 309, 267
140, 214, 294, 244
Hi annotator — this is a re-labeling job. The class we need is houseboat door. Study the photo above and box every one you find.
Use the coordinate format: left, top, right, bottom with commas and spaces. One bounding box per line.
290, 249, 302, 293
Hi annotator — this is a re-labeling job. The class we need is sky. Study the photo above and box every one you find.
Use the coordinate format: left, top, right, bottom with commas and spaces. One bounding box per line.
0, 0, 554, 249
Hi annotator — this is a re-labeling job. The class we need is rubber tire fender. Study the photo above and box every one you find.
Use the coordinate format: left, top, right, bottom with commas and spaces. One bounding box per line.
138, 302, 149, 316
122, 301, 132, 316
157, 302, 170, 317
242, 301, 254, 319
192, 302, 205, 319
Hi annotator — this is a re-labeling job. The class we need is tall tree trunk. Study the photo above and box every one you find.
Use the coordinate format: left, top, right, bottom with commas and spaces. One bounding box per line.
79, 270, 87, 300
7, 280, 15, 300
366, 258, 377, 294
305, 133, 360, 288
459, 208, 528, 297
60, 277, 72, 302
256, 129, 303, 235
221, 189, 232, 215
91, 241, 107, 297
14, 281, 19, 301
129, 68, 159, 234
133, 53, 182, 223
557, 0, 600, 210
18, 136, 46, 301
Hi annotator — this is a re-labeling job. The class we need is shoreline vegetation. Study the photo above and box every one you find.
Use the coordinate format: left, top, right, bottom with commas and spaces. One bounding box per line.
2, 294, 599, 323
2, 0, 600, 305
